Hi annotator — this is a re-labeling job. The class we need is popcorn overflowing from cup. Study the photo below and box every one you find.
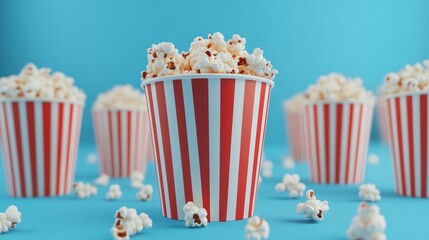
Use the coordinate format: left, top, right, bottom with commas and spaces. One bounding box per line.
359, 184, 381, 202
284, 94, 306, 112
73, 182, 98, 199
0, 205, 21, 234
183, 202, 208, 228
106, 184, 122, 200
112, 206, 152, 239
275, 174, 306, 198
296, 189, 330, 222
245, 215, 270, 240
93, 85, 147, 110
347, 202, 386, 240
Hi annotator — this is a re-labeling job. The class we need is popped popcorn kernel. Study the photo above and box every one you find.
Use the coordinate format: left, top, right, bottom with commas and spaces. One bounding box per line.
94, 174, 110, 186
275, 174, 306, 198
183, 202, 208, 228
296, 189, 329, 222
359, 184, 381, 202
245, 215, 270, 240
73, 182, 97, 199
0, 205, 21, 234
381, 60, 429, 95
368, 153, 379, 165
106, 184, 122, 200
347, 202, 386, 240
136, 184, 154, 201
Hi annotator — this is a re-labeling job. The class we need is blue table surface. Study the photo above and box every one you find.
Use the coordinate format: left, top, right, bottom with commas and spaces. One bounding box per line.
0, 142, 424, 240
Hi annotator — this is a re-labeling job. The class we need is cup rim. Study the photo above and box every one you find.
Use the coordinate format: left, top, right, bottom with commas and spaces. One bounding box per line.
0, 97, 85, 106
140, 73, 275, 89
383, 91, 429, 100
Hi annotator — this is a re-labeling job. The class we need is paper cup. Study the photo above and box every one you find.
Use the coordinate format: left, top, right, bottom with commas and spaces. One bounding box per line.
385, 92, 429, 197
92, 108, 152, 177
141, 74, 273, 221
0, 99, 83, 197
376, 98, 389, 143
304, 101, 374, 184
283, 101, 307, 161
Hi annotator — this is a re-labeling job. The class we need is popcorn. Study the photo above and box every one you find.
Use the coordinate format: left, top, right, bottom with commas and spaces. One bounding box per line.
142, 33, 277, 80
359, 184, 381, 202
275, 174, 306, 198
0, 213, 11, 234
368, 153, 379, 166
261, 158, 273, 178
347, 202, 386, 240
93, 85, 146, 110
106, 184, 122, 200
282, 155, 295, 169
111, 220, 130, 240
296, 189, 329, 222
114, 207, 152, 237
381, 60, 429, 95
73, 182, 97, 199
94, 174, 110, 186
183, 202, 208, 228
130, 171, 145, 189
258, 176, 262, 186
86, 153, 98, 164
245, 215, 270, 240
0, 205, 21, 234
136, 184, 154, 201
284, 94, 306, 113
304, 73, 375, 104
0, 63, 85, 103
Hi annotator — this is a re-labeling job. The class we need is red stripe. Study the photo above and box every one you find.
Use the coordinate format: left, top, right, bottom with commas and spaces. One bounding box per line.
63, 104, 74, 193
306, 106, 315, 180
155, 82, 178, 219
70, 107, 82, 189
323, 104, 330, 183
192, 79, 211, 220
313, 105, 321, 182
395, 98, 406, 195
43, 103, 51, 195
147, 85, 167, 216
420, 95, 428, 197
345, 104, 355, 184
335, 104, 343, 184
219, 78, 236, 221
173, 80, 193, 203
387, 99, 400, 193
25, 102, 38, 196
406, 96, 416, 196
127, 112, 132, 175
235, 80, 256, 220
3, 103, 16, 196
352, 105, 363, 184
117, 111, 122, 177
56, 103, 64, 195
12, 103, 26, 196
134, 112, 141, 175
108, 111, 115, 176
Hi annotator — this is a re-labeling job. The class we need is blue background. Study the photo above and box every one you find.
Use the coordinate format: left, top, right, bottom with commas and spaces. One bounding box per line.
1, 0, 429, 146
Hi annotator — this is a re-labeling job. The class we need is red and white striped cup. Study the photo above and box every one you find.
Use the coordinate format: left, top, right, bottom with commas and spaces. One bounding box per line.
92, 108, 152, 177
304, 101, 374, 184
376, 98, 389, 143
0, 99, 84, 197
385, 93, 429, 197
283, 101, 307, 161
141, 74, 273, 222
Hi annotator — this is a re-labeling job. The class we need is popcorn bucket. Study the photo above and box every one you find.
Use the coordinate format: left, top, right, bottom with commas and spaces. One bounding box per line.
283, 101, 307, 161
0, 99, 84, 197
141, 74, 273, 221
304, 101, 374, 184
376, 98, 389, 143
92, 108, 152, 177
385, 93, 429, 197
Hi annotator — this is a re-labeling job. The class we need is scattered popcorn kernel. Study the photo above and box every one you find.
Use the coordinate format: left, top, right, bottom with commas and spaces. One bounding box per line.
73, 182, 97, 199
275, 174, 306, 198
136, 184, 154, 201
245, 215, 270, 240
296, 189, 329, 222
347, 202, 386, 240
183, 202, 208, 228
359, 184, 381, 202
94, 174, 110, 186
106, 184, 122, 200
368, 154, 379, 166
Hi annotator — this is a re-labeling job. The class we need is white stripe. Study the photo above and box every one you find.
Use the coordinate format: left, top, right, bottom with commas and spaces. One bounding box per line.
329, 103, 336, 183
5, 103, 21, 196
120, 111, 128, 176
93, 113, 104, 173
339, 104, 350, 184
50, 103, 58, 196
111, 110, 120, 177
243, 81, 261, 218
128, 111, 136, 175
151, 83, 171, 217
0, 104, 12, 195
18, 102, 32, 196
390, 99, 402, 194
413, 96, 421, 197
299, 112, 306, 160
66, 105, 79, 193
59, 103, 71, 194
355, 105, 368, 183
400, 97, 411, 195
347, 104, 360, 184
137, 112, 145, 173
143, 113, 151, 169
35, 102, 44, 196
164, 80, 185, 219
182, 79, 203, 209
317, 103, 326, 183
102, 111, 112, 175
227, 79, 245, 220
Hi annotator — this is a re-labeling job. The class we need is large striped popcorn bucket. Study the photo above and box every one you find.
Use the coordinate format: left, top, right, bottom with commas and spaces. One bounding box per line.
376, 97, 389, 143
141, 74, 273, 221
385, 93, 429, 197
283, 101, 307, 161
0, 99, 84, 197
92, 108, 152, 177
304, 101, 374, 184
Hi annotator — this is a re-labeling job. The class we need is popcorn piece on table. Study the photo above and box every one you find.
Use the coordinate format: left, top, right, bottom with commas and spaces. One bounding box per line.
183, 202, 208, 228
111, 220, 130, 240
261, 158, 273, 178
347, 202, 386, 240
94, 174, 110, 186
136, 184, 154, 201
275, 174, 306, 198
296, 189, 329, 222
368, 153, 379, 166
73, 182, 97, 199
0, 205, 21, 234
359, 184, 381, 202
86, 153, 97, 164
282, 155, 295, 169
245, 215, 270, 240
114, 207, 152, 237
106, 184, 122, 200
0, 213, 11, 234
130, 171, 145, 189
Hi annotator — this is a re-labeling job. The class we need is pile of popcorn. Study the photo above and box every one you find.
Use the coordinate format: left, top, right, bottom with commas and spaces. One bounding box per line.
359, 184, 381, 202
275, 174, 306, 198
183, 202, 208, 228
141, 32, 278, 80
0, 206, 21, 234
304, 73, 375, 103
296, 189, 330, 222
0, 63, 85, 104
284, 94, 306, 112
382, 60, 429, 95
106, 184, 122, 200
93, 85, 146, 110
347, 202, 386, 240
111, 206, 152, 240
245, 215, 270, 240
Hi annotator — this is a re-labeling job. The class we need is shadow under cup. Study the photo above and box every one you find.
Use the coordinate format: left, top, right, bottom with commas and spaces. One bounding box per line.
142, 74, 273, 221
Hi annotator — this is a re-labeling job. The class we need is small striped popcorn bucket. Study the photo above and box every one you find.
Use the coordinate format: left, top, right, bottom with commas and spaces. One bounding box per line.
92, 107, 152, 177
376, 97, 389, 143
0, 99, 84, 197
283, 101, 307, 161
385, 93, 429, 197
304, 101, 374, 184
141, 74, 273, 221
